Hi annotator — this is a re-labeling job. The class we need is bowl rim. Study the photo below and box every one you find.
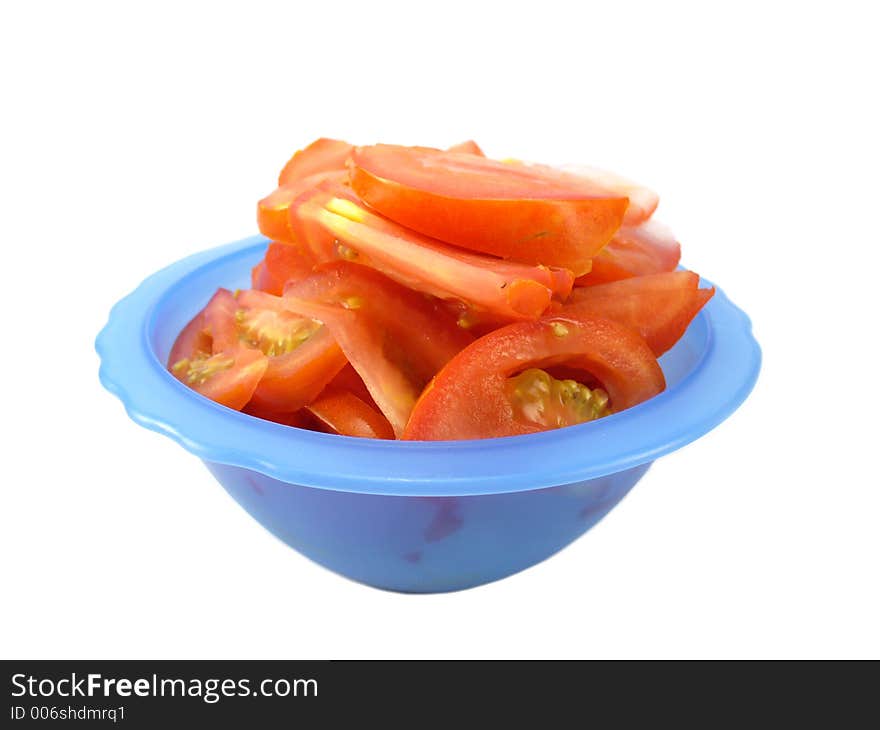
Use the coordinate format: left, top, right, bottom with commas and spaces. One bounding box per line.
96, 235, 761, 497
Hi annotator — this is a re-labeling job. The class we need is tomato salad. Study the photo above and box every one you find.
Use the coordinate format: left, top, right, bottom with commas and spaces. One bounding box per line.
169, 139, 713, 440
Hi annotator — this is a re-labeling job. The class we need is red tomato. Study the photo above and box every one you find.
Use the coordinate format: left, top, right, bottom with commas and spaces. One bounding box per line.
403, 314, 665, 441
557, 164, 658, 224
565, 271, 714, 356
290, 184, 574, 320
576, 219, 681, 286
168, 290, 268, 410
329, 363, 376, 405
233, 288, 348, 412
305, 388, 395, 439
257, 170, 346, 244
282, 262, 473, 436
251, 241, 316, 296
446, 140, 485, 155
349, 144, 628, 275
278, 137, 353, 186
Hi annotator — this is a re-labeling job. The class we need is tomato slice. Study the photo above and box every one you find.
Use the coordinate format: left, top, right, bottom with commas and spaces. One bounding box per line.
565, 271, 714, 356
233, 288, 347, 412
305, 387, 395, 439
278, 137, 353, 186
576, 219, 681, 286
446, 140, 485, 155
349, 144, 628, 275
168, 290, 268, 410
257, 170, 346, 245
557, 164, 658, 224
251, 241, 316, 296
402, 314, 665, 441
329, 363, 376, 405
291, 185, 574, 320
282, 262, 473, 436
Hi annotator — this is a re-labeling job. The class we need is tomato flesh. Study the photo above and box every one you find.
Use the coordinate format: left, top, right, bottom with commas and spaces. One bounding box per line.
278, 137, 353, 186
506, 368, 610, 429
305, 388, 394, 439
576, 219, 681, 286
251, 241, 316, 296
257, 170, 346, 245
446, 140, 485, 156
291, 186, 574, 320
282, 262, 473, 436
349, 145, 628, 275
233, 288, 347, 412
403, 314, 664, 441
168, 290, 268, 410
565, 271, 714, 356
557, 164, 658, 224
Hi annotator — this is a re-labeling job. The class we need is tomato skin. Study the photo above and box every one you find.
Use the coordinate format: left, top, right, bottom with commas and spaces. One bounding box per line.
231, 288, 347, 412
403, 314, 665, 441
305, 387, 395, 439
576, 219, 681, 286
278, 137, 353, 186
291, 185, 574, 320
565, 271, 714, 356
446, 140, 485, 155
349, 145, 628, 275
251, 241, 316, 296
282, 261, 473, 436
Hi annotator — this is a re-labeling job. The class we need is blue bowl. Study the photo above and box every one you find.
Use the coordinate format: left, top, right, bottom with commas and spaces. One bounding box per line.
96, 235, 760, 593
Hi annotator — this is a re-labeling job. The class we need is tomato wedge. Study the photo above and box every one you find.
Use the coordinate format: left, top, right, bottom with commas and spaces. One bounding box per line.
278, 137, 353, 186
403, 314, 665, 441
349, 144, 628, 275
168, 290, 268, 410
557, 164, 658, 224
576, 219, 681, 286
233, 288, 347, 412
446, 140, 485, 156
565, 271, 714, 356
251, 241, 316, 296
291, 184, 574, 320
257, 170, 346, 245
305, 388, 395, 439
282, 262, 473, 436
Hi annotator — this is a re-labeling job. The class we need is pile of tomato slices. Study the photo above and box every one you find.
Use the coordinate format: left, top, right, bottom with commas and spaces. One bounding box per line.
168, 138, 714, 441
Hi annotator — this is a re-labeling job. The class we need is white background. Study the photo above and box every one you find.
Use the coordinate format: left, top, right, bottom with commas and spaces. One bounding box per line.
2, 1, 877, 659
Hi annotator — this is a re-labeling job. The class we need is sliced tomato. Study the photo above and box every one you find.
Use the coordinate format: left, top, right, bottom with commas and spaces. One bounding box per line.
168, 309, 212, 368
168, 290, 268, 410
241, 403, 315, 428
257, 170, 347, 245
576, 219, 681, 286
349, 144, 628, 275
565, 271, 713, 356
278, 137, 353, 186
290, 184, 573, 319
233, 288, 347, 412
557, 164, 658, 224
251, 241, 316, 296
446, 140, 485, 155
282, 262, 473, 436
305, 387, 395, 439
329, 363, 375, 405
403, 314, 664, 441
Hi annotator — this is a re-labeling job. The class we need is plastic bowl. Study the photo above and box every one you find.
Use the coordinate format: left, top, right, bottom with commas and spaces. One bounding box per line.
96, 235, 760, 593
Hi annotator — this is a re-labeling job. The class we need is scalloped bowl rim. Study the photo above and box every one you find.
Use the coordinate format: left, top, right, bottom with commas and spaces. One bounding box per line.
96, 235, 761, 497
